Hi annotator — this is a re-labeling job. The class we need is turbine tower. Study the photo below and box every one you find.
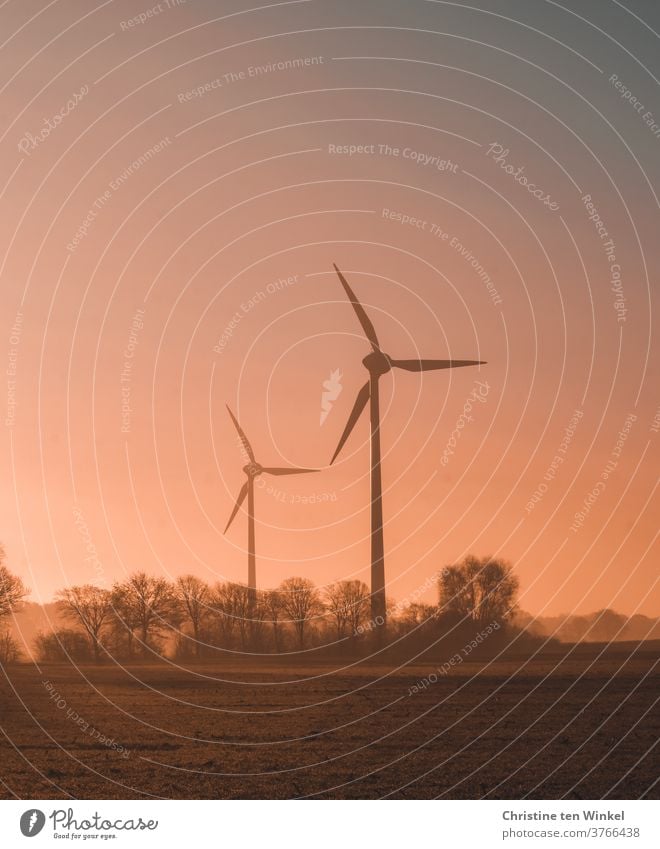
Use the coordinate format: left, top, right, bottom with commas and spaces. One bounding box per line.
224, 405, 317, 599
329, 264, 486, 634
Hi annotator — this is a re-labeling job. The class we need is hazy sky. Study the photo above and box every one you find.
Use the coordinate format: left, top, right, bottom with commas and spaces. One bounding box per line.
0, 0, 658, 617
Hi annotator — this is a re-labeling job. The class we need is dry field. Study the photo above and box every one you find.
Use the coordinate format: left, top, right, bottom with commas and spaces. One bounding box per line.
0, 644, 657, 799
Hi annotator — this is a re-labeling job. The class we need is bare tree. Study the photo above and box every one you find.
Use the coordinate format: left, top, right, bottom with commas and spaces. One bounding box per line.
0, 551, 28, 623
439, 555, 518, 625
56, 585, 112, 663
111, 573, 181, 657
109, 583, 141, 658
343, 581, 371, 637
175, 575, 211, 658
211, 582, 252, 650
250, 595, 268, 651
398, 602, 438, 629
209, 582, 236, 648
325, 580, 370, 640
261, 589, 284, 652
0, 631, 20, 664
279, 577, 324, 649
325, 582, 349, 639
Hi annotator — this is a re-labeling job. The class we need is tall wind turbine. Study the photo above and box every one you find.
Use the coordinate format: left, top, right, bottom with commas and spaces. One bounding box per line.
329, 264, 485, 633
224, 406, 317, 599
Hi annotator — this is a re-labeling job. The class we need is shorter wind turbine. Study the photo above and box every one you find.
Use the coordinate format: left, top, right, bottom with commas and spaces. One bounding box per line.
329, 264, 485, 633
224, 406, 317, 598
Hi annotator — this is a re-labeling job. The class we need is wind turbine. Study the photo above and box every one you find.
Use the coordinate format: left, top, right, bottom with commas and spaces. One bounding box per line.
329, 264, 485, 634
224, 406, 317, 600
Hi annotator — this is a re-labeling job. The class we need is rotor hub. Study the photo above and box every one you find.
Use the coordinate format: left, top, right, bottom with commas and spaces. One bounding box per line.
363, 350, 391, 375
244, 463, 262, 477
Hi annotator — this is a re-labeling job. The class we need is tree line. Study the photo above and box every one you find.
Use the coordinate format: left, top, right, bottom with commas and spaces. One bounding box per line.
0, 549, 28, 663
0, 547, 520, 663
39, 575, 374, 660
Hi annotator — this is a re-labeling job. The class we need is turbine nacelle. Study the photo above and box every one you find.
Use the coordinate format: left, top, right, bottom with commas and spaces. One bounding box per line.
362, 350, 391, 375
243, 462, 263, 478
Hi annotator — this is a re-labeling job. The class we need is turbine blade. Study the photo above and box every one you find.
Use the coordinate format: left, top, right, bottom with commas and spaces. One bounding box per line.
224, 482, 248, 533
226, 405, 255, 462
333, 264, 380, 351
262, 467, 318, 475
330, 381, 370, 464
390, 359, 486, 372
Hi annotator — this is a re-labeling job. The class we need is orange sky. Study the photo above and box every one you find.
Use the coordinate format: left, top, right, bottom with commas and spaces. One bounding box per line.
0, 0, 658, 617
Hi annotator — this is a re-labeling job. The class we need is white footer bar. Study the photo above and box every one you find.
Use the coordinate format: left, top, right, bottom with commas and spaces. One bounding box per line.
0, 799, 657, 848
